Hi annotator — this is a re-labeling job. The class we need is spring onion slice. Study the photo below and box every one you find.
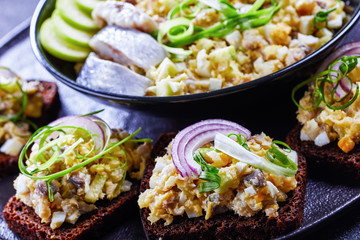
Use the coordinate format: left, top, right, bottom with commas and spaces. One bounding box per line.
158, 18, 193, 43
214, 133, 297, 177
158, 18, 193, 61
199, 0, 237, 17
0, 68, 36, 127
79, 109, 104, 117
246, 0, 266, 14
169, 0, 202, 19
266, 140, 297, 171
167, 0, 282, 47
227, 133, 250, 151
193, 150, 221, 193
159, 0, 282, 59
314, 0, 341, 29
292, 56, 360, 111
0, 81, 27, 123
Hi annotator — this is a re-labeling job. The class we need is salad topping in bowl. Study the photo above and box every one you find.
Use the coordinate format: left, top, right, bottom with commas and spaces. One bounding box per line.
37, 0, 349, 98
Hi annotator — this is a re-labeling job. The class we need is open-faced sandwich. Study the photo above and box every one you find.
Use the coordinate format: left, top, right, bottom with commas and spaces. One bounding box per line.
2, 114, 152, 239
139, 119, 306, 239
0, 68, 58, 175
288, 42, 360, 178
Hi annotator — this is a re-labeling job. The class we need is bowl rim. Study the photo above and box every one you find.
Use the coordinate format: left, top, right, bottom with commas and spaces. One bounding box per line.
30, 0, 360, 104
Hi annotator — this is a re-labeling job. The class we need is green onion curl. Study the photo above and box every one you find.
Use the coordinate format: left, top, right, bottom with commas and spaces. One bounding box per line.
292, 56, 360, 111
266, 140, 297, 171
199, 0, 238, 17
227, 133, 250, 151
314, 0, 341, 29
158, 0, 282, 60
193, 150, 221, 193
169, 0, 202, 19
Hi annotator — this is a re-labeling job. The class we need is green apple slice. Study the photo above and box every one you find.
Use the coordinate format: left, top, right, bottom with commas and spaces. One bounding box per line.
57, 0, 98, 31
40, 18, 91, 62
76, 0, 104, 13
52, 10, 94, 48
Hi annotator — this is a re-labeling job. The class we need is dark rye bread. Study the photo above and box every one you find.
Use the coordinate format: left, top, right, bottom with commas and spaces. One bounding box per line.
0, 80, 59, 175
2, 181, 139, 240
286, 124, 360, 179
140, 133, 307, 240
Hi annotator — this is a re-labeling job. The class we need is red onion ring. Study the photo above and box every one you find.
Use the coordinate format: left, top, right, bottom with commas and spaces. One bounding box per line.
317, 42, 360, 72
315, 42, 360, 98
86, 115, 110, 143
48, 115, 106, 151
171, 119, 251, 177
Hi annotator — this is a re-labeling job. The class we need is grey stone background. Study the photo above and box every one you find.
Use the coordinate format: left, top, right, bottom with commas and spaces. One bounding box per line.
0, 0, 38, 39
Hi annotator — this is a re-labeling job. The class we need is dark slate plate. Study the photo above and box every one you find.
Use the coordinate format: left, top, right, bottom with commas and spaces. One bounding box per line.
0, 22, 359, 240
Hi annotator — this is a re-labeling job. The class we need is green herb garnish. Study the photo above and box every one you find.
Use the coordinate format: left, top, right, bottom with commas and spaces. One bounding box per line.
227, 133, 250, 151
0, 74, 39, 130
0, 81, 27, 123
266, 140, 297, 171
159, 0, 282, 60
199, 0, 238, 17
168, 0, 202, 19
314, 0, 340, 29
292, 56, 360, 111
193, 150, 221, 193
79, 109, 104, 117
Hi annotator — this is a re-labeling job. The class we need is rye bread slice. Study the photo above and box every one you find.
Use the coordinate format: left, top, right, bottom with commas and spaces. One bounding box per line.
140, 133, 307, 240
2, 181, 139, 240
0, 80, 59, 175
286, 124, 360, 179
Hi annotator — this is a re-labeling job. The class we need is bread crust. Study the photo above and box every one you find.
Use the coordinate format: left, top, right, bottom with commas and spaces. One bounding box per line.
0, 80, 59, 175
286, 124, 360, 179
140, 133, 307, 240
2, 181, 139, 240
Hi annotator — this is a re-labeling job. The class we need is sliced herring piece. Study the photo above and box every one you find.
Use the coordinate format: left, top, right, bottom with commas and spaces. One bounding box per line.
89, 26, 166, 70
92, 1, 158, 33
77, 53, 152, 96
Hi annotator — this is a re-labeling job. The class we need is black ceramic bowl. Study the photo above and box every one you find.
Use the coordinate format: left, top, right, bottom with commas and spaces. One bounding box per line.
31, 0, 360, 104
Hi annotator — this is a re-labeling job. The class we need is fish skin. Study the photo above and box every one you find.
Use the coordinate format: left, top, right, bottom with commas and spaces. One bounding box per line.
77, 53, 152, 96
92, 1, 158, 33
90, 26, 166, 70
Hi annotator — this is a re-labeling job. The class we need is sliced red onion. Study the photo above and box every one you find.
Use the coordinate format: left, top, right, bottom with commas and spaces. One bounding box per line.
48, 115, 105, 151
86, 115, 110, 142
338, 49, 360, 93
329, 61, 349, 98
317, 42, 360, 72
184, 126, 245, 174
315, 42, 360, 98
171, 119, 251, 177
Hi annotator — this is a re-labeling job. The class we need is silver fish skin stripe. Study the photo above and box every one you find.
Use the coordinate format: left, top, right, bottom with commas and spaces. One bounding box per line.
92, 1, 158, 33
77, 52, 152, 96
90, 26, 166, 70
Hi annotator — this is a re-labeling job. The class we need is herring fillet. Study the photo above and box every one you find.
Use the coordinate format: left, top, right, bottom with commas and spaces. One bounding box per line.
89, 26, 166, 70
92, 1, 158, 33
76, 53, 152, 96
